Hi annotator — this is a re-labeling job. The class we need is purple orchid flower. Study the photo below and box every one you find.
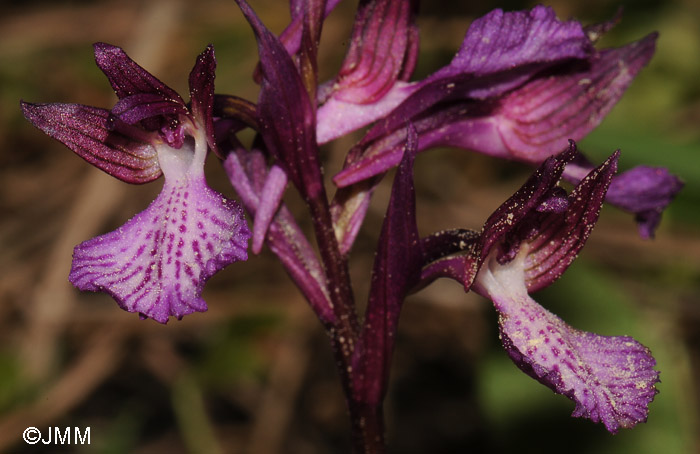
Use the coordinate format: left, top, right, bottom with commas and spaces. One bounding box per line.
421, 142, 659, 433
312, 3, 681, 243
21, 44, 250, 323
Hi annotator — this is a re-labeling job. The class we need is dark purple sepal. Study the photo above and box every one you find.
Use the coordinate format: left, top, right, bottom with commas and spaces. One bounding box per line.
253, 0, 342, 83
236, 0, 324, 201
94, 42, 194, 148
112, 93, 189, 125
212, 94, 259, 131
188, 44, 220, 157
523, 151, 618, 291
93, 42, 184, 102
478, 144, 576, 264
351, 126, 422, 404
20, 101, 161, 184
93, 43, 185, 101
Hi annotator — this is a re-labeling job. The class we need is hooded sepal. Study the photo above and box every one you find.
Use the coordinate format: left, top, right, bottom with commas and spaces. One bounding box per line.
188, 44, 219, 157
492, 33, 657, 162
94, 42, 199, 149
94, 42, 185, 102
20, 101, 161, 184
69, 152, 250, 323
316, 0, 419, 143
523, 150, 618, 291
474, 142, 618, 291
351, 126, 422, 404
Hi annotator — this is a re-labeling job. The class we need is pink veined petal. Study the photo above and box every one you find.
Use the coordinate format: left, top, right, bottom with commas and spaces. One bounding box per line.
333, 0, 417, 104
317, 81, 416, 144
475, 252, 659, 433
69, 141, 250, 323
494, 33, 657, 162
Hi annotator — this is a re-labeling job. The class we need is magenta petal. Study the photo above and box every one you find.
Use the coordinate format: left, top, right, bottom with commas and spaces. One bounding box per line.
20, 101, 161, 184
69, 156, 250, 323
477, 255, 659, 433
222, 145, 335, 325
434, 5, 591, 94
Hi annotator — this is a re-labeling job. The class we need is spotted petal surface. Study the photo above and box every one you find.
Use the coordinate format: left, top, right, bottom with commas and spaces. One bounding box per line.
69, 142, 250, 323
477, 252, 659, 433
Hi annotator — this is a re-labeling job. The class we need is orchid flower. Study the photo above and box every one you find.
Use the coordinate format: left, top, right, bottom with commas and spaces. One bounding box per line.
311, 3, 681, 244
421, 143, 659, 432
21, 44, 250, 323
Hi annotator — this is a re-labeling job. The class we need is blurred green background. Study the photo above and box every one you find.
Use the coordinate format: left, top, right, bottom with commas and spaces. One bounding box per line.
0, 0, 698, 453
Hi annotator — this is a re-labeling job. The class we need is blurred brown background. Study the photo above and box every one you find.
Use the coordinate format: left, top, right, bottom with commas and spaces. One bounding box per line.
1, 0, 699, 453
